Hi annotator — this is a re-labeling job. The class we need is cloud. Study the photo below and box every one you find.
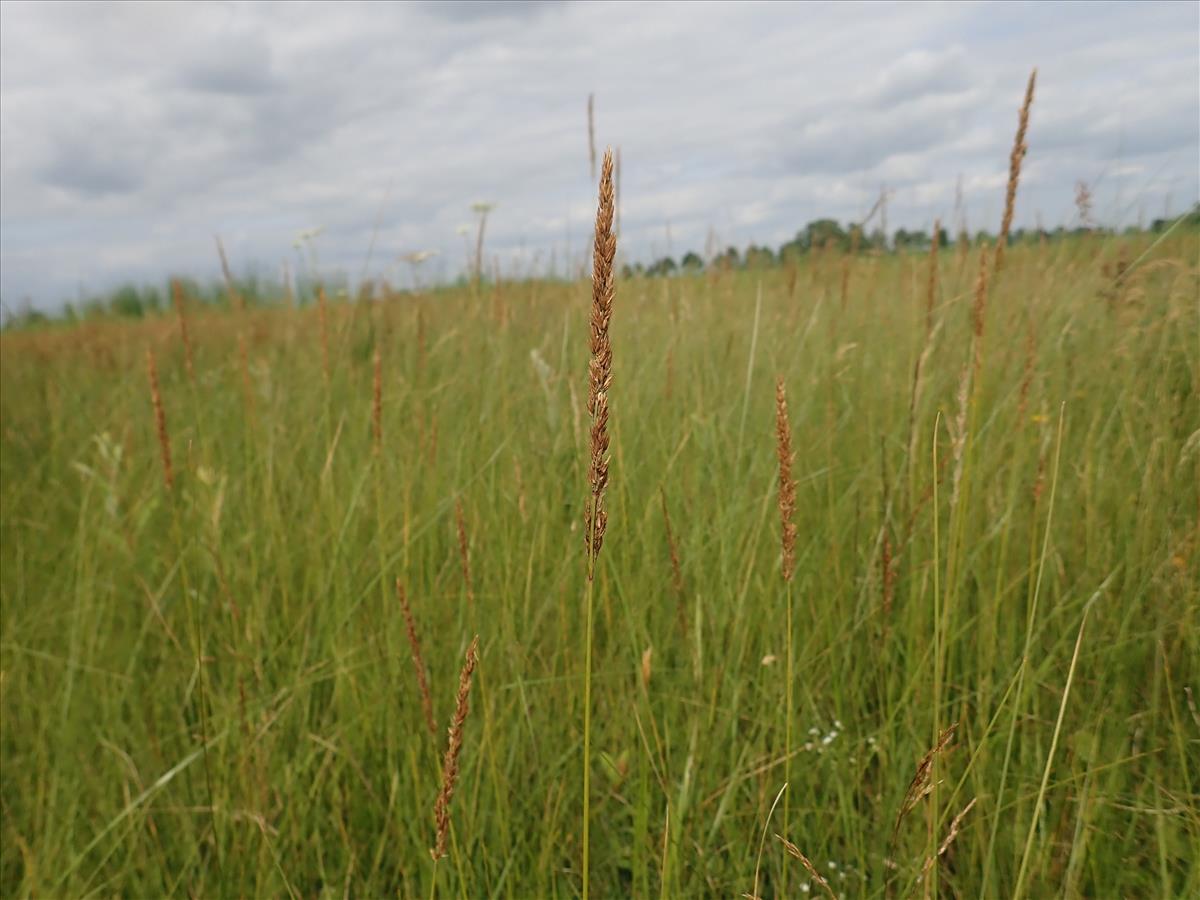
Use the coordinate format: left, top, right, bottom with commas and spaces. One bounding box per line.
1, 0, 1197, 309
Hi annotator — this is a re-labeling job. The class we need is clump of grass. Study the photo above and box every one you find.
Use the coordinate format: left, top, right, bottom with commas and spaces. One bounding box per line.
431, 635, 480, 862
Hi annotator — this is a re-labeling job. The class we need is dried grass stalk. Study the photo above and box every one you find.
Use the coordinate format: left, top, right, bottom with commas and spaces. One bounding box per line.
921, 797, 977, 877
776, 834, 837, 899
775, 376, 798, 581
894, 723, 958, 840
584, 148, 616, 572
430, 635, 479, 861
145, 348, 173, 491
659, 487, 686, 630
397, 580, 436, 737
995, 68, 1037, 271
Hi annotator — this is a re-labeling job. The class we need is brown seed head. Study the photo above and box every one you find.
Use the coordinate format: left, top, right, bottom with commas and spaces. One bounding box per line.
397, 580, 436, 737
995, 68, 1037, 271
775, 376, 798, 582
145, 348, 174, 491
584, 148, 616, 569
172, 279, 195, 383
431, 635, 480, 861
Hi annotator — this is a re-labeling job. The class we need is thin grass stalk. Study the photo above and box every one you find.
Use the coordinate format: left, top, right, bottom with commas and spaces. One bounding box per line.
582, 146, 616, 900
774, 375, 797, 893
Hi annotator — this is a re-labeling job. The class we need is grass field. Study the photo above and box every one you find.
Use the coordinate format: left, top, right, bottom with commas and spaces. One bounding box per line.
1, 223, 1197, 897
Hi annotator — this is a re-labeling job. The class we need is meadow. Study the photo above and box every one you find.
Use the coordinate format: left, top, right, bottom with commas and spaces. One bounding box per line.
1, 187, 1199, 895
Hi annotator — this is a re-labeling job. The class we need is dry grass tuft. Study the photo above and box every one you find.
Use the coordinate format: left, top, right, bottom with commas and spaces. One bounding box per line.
145, 348, 173, 491
584, 147, 616, 571
431, 635, 479, 861
775, 376, 797, 581
397, 579, 436, 738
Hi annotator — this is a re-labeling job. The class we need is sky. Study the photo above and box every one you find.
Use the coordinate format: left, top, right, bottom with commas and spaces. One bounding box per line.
1, 0, 1197, 310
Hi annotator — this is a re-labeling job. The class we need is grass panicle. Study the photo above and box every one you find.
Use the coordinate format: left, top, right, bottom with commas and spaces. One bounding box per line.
431, 635, 480, 862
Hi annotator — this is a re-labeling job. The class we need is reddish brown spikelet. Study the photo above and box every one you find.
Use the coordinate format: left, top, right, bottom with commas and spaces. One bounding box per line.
455, 498, 474, 609
172, 279, 195, 383
881, 530, 896, 617
372, 345, 382, 455
397, 580, 436, 737
775, 376, 798, 582
925, 219, 940, 335
431, 635, 480, 861
584, 148, 616, 571
995, 68, 1037, 272
145, 348, 174, 491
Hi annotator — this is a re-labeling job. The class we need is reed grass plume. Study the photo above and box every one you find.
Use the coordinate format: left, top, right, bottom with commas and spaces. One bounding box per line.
171, 279, 195, 383
431, 635, 479, 861
397, 580, 436, 737
584, 148, 616, 571
775, 376, 797, 582
145, 348, 173, 491
995, 68, 1037, 271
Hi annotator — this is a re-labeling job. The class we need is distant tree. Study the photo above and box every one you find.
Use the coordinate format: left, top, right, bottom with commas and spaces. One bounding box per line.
109, 285, 144, 318
680, 251, 704, 272
802, 219, 849, 252
744, 244, 776, 268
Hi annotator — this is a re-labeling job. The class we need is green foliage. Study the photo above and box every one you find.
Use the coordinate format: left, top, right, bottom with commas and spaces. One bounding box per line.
0, 234, 1197, 898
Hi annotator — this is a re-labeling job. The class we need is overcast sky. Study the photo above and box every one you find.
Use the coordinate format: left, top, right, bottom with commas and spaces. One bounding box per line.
1, 0, 1197, 310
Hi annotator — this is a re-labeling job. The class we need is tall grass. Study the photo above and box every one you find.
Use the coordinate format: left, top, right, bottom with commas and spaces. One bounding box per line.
0, 222, 1197, 896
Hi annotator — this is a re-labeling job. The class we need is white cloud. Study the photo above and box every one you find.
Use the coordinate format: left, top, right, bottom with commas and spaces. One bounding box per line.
1, 0, 1196, 309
